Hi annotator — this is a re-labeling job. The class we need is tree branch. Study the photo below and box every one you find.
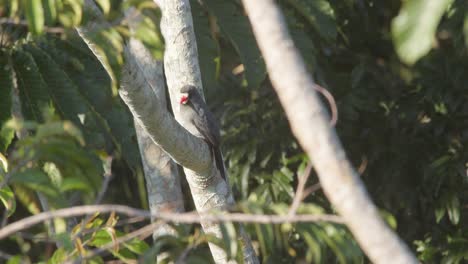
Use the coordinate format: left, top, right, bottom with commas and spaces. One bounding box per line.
79, 0, 213, 175
156, 0, 259, 263
125, 8, 186, 239
241, 0, 417, 263
0, 204, 344, 240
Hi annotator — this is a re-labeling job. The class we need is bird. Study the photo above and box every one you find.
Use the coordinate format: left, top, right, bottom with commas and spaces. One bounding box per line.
178, 85, 226, 180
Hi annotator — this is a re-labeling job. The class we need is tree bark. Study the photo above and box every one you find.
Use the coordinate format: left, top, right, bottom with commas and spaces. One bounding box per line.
125, 9, 186, 240
79, 1, 187, 241
155, 0, 258, 263
127, 39, 186, 238
79, 0, 258, 262
241, 0, 418, 263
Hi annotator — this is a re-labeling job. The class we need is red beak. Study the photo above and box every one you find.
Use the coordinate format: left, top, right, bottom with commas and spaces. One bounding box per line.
180, 96, 189, 104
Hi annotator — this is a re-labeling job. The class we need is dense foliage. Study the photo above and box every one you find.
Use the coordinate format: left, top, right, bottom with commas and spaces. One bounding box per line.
0, 0, 467, 263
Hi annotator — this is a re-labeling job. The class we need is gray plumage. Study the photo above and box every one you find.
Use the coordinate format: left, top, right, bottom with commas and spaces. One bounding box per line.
179, 85, 225, 180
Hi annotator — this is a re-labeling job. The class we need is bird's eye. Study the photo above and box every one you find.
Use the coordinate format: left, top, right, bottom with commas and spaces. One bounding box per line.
180, 96, 189, 104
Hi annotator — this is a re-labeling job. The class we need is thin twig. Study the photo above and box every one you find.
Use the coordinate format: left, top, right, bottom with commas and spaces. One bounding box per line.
74, 156, 114, 240
313, 84, 338, 126
302, 183, 322, 198
287, 163, 313, 218
0, 204, 344, 240
93, 156, 114, 205
0, 249, 13, 260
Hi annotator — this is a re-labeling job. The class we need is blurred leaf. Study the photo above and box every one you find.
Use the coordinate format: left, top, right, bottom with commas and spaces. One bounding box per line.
24, 0, 45, 35
133, 14, 164, 60
48, 38, 140, 168
78, 16, 124, 95
0, 152, 7, 172
0, 51, 14, 153
59, 177, 93, 192
54, 232, 75, 251
48, 248, 67, 264
6, 256, 23, 264
203, 0, 266, 88
13, 185, 41, 214
35, 121, 84, 145
10, 169, 60, 198
191, 0, 219, 92
380, 210, 398, 229
7, 0, 20, 17
447, 195, 460, 225
435, 206, 445, 223
25, 44, 88, 126
286, 0, 337, 41
42, 0, 58, 25
124, 238, 150, 255
95, 0, 111, 16
12, 49, 51, 122
220, 222, 238, 259
58, 0, 84, 27
0, 184, 16, 217
392, 0, 454, 65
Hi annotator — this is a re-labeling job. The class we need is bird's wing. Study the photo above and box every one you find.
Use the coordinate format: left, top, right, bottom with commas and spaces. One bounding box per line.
192, 100, 221, 147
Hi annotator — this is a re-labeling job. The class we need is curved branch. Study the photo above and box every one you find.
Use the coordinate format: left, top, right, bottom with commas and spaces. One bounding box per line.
79, 0, 213, 175
241, 0, 418, 263
119, 51, 212, 174
125, 8, 186, 239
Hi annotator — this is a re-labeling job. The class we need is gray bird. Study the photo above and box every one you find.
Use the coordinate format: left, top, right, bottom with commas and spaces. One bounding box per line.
178, 85, 226, 180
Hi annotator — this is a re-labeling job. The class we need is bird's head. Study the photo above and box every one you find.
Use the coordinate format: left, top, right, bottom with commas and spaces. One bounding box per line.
179, 85, 197, 105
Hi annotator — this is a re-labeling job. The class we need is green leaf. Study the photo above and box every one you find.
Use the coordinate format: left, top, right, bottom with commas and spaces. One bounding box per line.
191, 0, 220, 92
298, 226, 321, 263
12, 49, 51, 122
0, 185, 16, 217
38, 39, 114, 150
203, 0, 266, 88
124, 238, 150, 255
46, 38, 140, 168
7, 256, 24, 264
25, 44, 88, 125
54, 232, 74, 251
0, 51, 14, 153
35, 121, 85, 145
220, 222, 238, 259
89, 229, 113, 246
447, 195, 460, 225
35, 137, 102, 191
10, 169, 60, 198
133, 14, 164, 60
286, 0, 337, 41
58, 0, 84, 27
380, 210, 397, 230
59, 177, 93, 192
435, 206, 445, 223
392, 0, 454, 65
24, 0, 45, 35
42, 0, 58, 25
78, 14, 124, 94
47, 248, 67, 264
13, 185, 41, 214
95, 0, 111, 16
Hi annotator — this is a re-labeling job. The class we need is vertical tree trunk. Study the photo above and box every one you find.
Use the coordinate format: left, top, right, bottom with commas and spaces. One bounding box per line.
155, 0, 258, 263
241, 0, 417, 263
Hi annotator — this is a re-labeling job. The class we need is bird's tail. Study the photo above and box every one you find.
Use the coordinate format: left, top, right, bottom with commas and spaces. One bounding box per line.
213, 147, 226, 180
